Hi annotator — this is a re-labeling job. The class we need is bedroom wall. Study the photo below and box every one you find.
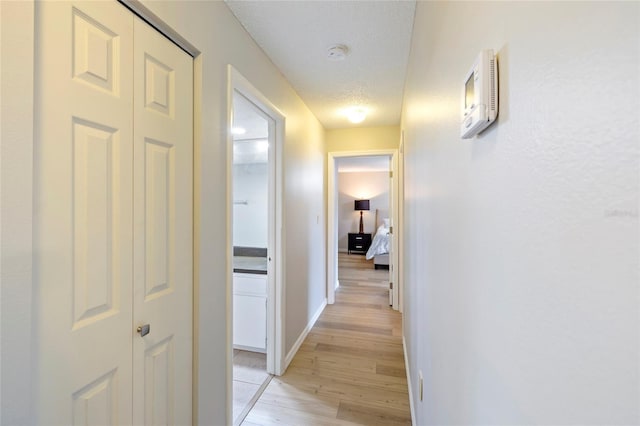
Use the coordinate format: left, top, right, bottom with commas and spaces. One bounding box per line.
233, 163, 268, 248
0, 1, 326, 424
337, 171, 390, 252
401, 1, 639, 425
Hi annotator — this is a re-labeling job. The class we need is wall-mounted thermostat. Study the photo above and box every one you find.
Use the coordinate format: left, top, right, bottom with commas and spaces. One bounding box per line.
461, 49, 498, 139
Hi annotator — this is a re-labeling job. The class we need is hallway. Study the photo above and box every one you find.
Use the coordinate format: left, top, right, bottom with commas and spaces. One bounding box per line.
242, 253, 411, 425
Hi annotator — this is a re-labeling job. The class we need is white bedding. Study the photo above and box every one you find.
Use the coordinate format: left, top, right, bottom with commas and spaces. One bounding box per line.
366, 224, 390, 260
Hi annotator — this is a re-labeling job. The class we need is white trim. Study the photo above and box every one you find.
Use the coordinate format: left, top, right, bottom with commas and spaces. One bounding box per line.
327, 149, 401, 310
227, 65, 286, 389
403, 335, 416, 426
284, 299, 327, 369
225, 65, 235, 426
390, 151, 400, 311
192, 49, 204, 426
398, 131, 405, 313
327, 156, 338, 304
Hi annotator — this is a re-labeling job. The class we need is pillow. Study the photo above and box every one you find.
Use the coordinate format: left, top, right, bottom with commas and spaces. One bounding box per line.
383, 218, 390, 228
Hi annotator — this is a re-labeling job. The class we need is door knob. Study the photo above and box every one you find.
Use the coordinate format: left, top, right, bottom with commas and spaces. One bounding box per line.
137, 324, 150, 337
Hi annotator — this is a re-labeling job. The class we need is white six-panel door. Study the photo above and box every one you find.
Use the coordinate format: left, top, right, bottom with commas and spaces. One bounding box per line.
34, 2, 192, 424
132, 15, 193, 426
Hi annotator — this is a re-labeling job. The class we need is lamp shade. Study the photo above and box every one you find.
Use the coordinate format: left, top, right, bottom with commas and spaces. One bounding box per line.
354, 199, 370, 211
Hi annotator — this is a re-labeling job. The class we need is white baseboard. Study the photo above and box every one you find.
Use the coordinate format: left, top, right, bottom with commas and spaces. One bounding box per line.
403, 335, 416, 426
283, 299, 327, 370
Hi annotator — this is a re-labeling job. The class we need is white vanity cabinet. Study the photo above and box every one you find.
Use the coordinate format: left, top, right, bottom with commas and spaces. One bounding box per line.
233, 273, 267, 352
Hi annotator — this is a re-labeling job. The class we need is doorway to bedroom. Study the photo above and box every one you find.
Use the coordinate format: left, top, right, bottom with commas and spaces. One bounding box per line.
328, 150, 401, 311
337, 156, 393, 304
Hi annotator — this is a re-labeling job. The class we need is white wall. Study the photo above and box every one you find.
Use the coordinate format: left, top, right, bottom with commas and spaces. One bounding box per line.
233, 163, 268, 248
282, 113, 326, 353
0, 2, 35, 424
0, 1, 326, 424
401, 2, 639, 425
326, 126, 400, 152
337, 171, 389, 251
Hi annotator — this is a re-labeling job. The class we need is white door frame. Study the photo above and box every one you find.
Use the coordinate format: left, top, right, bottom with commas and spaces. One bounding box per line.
398, 132, 405, 313
327, 149, 401, 310
227, 66, 286, 387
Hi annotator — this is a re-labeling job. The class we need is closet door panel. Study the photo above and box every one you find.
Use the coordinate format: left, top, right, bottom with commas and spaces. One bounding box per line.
35, 3, 194, 425
132, 16, 194, 426
34, 2, 134, 424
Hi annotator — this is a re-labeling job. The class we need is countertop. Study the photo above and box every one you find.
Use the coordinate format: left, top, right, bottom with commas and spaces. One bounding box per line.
233, 256, 267, 275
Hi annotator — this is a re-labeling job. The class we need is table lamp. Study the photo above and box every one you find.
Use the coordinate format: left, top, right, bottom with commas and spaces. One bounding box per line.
354, 199, 370, 234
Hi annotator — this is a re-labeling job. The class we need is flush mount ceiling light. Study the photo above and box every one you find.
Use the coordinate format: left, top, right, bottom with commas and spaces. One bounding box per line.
346, 107, 367, 124
327, 44, 349, 61
231, 127, 246, 135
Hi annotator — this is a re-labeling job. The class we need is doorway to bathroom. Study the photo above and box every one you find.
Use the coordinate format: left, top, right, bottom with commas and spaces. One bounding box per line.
231, 91, 271, 425
228, 67, 285, 425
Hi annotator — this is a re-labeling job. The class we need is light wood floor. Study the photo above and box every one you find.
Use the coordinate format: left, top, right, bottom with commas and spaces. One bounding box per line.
242, 253, 411, 426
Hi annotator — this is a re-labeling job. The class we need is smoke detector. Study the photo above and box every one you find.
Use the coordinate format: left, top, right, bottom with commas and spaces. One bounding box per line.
327, 44, 349, 61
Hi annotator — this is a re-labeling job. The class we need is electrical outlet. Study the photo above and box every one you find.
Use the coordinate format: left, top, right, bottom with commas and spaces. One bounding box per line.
418, 370, 423, 401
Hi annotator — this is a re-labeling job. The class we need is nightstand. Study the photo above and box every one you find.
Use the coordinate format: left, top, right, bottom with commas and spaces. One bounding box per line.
348, 233, 372, 255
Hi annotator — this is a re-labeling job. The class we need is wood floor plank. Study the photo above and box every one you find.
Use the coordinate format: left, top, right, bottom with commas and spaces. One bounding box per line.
245, 401, 356, 426
242, 253, 411, 425
304, 331, 405, 350
331, 301, 382, 309
315, 320, 393, 335
271, 373, 410, 409
288, 366, 409, 393
256, 380, 341, 418
376, 363, 407, 378
336, 401, 412, 426
289, 352, 378, 374
315, 342, 403, 361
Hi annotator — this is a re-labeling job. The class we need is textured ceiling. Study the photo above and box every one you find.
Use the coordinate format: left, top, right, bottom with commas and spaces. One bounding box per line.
225, 0, 416, 129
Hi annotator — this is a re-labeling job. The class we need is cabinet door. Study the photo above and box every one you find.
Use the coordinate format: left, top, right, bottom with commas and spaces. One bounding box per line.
234, 294, 267, 350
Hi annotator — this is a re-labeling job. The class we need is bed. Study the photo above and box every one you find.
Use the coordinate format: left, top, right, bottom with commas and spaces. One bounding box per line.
366, 209, 390, 270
